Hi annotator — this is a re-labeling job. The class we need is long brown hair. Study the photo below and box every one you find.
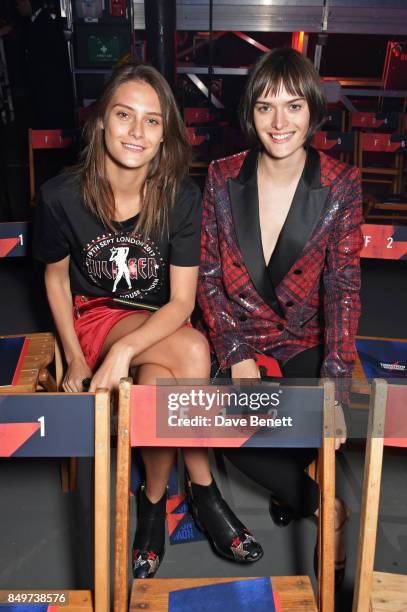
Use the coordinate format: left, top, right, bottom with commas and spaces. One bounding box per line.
74, 63, 190, 238
240, 48, 326, 147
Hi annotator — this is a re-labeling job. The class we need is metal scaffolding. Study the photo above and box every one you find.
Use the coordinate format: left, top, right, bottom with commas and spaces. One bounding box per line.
133, 0, 407, 35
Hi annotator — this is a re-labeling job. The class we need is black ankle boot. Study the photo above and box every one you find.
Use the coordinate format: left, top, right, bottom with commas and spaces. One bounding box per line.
269, 496, 294, 527
132, 485, 166, 579
186, 478, 263, 563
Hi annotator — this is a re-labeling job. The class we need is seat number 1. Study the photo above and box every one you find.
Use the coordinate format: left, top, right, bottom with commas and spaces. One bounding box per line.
37, 416, 45, 437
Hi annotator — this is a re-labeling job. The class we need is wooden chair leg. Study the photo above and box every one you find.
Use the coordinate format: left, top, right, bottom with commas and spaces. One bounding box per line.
54, 337, 78, 492
29, 128, 35, 206
317, 381, 336, 612
69, 457, 78, 491
54, 337, 64, 389
61, 459, 70, 493
94, 389, 111, 612
60, 458, 78, 493
114, 378, 132, 612
37, 368, 57, 392
352, 380, 387, 612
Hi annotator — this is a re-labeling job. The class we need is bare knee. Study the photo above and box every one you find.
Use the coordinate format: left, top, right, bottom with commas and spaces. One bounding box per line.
137, 364, 174, 385
172, 330, 210, 379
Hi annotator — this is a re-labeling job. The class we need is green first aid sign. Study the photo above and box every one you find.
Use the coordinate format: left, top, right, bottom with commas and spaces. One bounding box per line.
88, 36, 120, 63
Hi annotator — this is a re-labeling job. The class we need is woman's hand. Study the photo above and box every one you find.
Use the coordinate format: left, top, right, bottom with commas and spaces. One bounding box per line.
88, 343, 134, 393
231, 359, 261, 383
334, 402, 347, 450
63, 356, 92, 392
44, 258, 94, 393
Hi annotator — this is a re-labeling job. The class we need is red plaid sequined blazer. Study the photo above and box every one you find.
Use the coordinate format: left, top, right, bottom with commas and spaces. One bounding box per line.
197, 147, 363, 402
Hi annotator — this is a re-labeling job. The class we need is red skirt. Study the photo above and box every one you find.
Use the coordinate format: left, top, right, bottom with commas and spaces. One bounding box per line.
73, 295, 150, 370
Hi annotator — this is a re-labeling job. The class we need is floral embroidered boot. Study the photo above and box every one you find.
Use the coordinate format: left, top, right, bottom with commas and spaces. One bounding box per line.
132, 485, 166, 579
186, 477, 263, 563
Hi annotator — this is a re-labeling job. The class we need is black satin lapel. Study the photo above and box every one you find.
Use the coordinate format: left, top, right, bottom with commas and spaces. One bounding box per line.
228, 172, 279, 311
269, 151, 330, 288
270, 183, 330, 288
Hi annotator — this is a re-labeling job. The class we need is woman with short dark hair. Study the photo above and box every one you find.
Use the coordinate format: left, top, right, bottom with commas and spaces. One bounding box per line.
240, 47, 326, 146
198, 48, 363, 586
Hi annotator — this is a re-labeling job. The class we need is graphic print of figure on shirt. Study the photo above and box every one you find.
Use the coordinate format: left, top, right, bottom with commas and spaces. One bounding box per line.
110, 247, 132, 292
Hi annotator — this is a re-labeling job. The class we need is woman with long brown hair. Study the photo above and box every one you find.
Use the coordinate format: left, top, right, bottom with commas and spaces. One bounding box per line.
33, 63, 263, 578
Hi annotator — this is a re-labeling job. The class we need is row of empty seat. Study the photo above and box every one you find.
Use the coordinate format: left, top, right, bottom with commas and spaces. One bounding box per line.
27, 124, 407, 228
185, 108, 407, 134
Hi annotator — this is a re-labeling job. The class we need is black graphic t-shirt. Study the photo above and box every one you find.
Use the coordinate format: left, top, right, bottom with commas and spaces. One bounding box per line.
33, 173, 201, 306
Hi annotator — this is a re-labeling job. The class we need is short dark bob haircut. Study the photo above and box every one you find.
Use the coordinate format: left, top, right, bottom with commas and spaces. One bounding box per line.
240, 47, 326, 147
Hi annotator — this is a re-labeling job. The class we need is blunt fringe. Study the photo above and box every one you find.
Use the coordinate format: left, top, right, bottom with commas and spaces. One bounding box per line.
71, 63, 190, 238
240, 47, 326, 147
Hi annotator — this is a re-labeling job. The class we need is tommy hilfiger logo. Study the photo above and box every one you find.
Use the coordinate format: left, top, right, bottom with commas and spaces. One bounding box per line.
83, 232, 164, 299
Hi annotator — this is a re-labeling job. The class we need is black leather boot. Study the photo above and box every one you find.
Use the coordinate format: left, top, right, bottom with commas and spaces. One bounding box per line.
186, 478, 263, 563
132, 485, 166, 579
269, 496, 295, 527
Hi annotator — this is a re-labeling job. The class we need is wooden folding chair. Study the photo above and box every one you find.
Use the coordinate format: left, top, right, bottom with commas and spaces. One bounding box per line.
0, 332, 74, 491
186, 127, 211, 179
113, 378, 336, 612
322, 108, 346, 132
0, 222, 30, 258
0, 332, 58, 393
53, 337, 80, 493
0, 390, 111, 611
357, 133, 406, 194
184, 107, 216, 126
351, 112, 401, 134
352, 336, 407, 393
363, 193, 407, 223
312, 131, 357, 165
28, 128, 80, 205
353, 379, 407, 611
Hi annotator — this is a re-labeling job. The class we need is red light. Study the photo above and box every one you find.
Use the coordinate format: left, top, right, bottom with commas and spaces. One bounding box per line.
292, 32, 305, 53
